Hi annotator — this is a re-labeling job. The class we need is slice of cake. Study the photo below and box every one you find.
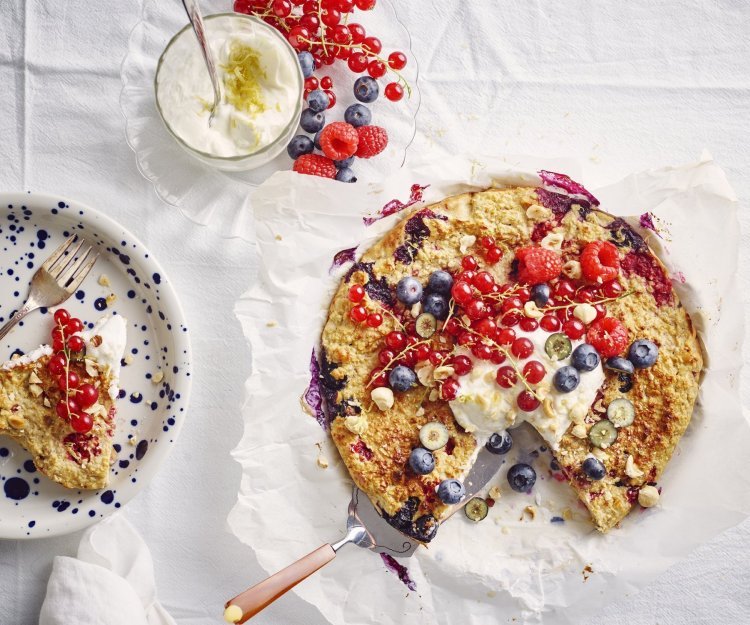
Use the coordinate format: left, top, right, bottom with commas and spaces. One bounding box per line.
0, 311, 127, 490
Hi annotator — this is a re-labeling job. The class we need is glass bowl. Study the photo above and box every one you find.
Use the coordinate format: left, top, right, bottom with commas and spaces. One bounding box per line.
154, 13, 304, 172
121, 0, 420, 240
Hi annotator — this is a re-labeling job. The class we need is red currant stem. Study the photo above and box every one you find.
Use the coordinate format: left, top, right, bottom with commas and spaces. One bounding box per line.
482, 283, 526, 303
461, 325, 540, 399
57, 320, 74, 418
374, 303, 405, 331
541, 289, 636, 312
440, 300, 456, 333
365, 337, 431, 389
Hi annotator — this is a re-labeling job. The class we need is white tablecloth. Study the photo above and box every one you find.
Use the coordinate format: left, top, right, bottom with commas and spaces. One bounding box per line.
0, 1, 748, 623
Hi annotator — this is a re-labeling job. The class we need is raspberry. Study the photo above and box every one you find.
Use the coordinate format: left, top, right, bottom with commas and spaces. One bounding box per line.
319, 122, 359, 160
292, 154, 336, 178
355, 125, 388, 159
586, 317, 628, 358
581, 241, 620, 283
515, 246, 562, 284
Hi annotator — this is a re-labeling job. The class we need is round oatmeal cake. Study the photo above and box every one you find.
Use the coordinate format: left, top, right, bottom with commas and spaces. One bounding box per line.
319, 175, 702, 542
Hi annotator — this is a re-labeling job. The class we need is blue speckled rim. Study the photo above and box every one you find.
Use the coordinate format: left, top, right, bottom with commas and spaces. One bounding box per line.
0, 192, 193, 539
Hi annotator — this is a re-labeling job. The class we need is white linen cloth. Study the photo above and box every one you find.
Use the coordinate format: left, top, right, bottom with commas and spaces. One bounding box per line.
0, 0, 748, 624
39, 515, 176, 625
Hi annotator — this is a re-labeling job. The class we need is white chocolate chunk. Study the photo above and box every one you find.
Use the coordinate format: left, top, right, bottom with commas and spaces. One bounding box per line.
371, 387, 394, 411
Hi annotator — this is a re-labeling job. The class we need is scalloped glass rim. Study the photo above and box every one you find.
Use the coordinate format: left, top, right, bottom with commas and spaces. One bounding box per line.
120, 0, 421, 241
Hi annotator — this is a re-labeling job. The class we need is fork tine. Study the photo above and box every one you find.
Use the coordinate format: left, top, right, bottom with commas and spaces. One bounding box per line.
48, 238, 86, 279
57, 245, 93, 287
63, 250, 98, 294
41, 235, 76, 272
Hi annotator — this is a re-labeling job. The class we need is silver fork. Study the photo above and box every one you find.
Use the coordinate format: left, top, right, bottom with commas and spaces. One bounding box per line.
0, 235, 98, 342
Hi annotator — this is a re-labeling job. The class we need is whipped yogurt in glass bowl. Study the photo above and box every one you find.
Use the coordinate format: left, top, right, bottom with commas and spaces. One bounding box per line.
154, 13, 303, 171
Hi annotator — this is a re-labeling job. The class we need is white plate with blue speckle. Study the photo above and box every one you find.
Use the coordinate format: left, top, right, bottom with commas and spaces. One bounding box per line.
0, 192, 192, 539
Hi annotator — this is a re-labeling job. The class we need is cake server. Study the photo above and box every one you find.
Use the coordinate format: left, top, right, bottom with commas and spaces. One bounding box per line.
223, 446, 504, 623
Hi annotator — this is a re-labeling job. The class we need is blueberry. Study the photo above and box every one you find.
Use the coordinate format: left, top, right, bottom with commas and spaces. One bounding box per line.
530, 283, 550, 307
506, 463, 536, 493
353, 76, 379, 103
396, 277, 423, 306
335, 167, 357, 183
408, 448, 435, 475
437, 478, 465, 504
571, 343, 600, 372
486, 431, 513, 455
297, 51, 314, 78
628, 339, 658, 368
313, 130, 323, 150
582, 457, 606, 481
422, 293, 448, 320
334, 156, 354, 169
344, 103, 372, 127
307, 89, 329, 113
286, 135, 314, 159
553, 366, 580, 393
427, 270, 453, 296
389, 365, 416, 392
414, 514, 438, 541
300, 109, 325, 133
605, 357, 635, 375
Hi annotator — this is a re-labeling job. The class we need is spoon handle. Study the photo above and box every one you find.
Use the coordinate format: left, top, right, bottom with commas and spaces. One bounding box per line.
181, 0, 222, 122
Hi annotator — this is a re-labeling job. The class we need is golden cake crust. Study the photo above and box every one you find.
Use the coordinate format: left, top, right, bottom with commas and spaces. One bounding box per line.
320, 186, 702, 539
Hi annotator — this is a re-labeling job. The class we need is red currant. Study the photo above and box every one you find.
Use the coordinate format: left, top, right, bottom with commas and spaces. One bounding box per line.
56, 398, 79, 420
347, 51, 368, 72
457, 331, 475, 347
441, 377, 460, 401
594, 304, 607, 321
47, 353, 67, 376
465, 299, 487, 320
540, 314, 561, 332
321, 7, 341, 25
362, 36, 382, 54
451, 355, 473, 376
53, 308, 70, 325
602, 280, 624, 298
517, 390, 540, 412
501, 296, 523, 314
456, 270, 476, 283
511, 337, 534, 359
354, 0, 376, 9
472, 271, 495, 294
288, 25, 311, 50
349, 305, 367, 323
577, 286, 599, 303
337, 0, 354, 11
496, 327, 516, 346
324, 89, 336, 108
58, 371, 80, 391
473, 318, 496, 338
366, 312, 382, 327
378, 349, 395, 366
384, 82, 404, 101
388, 51, 407, 70
495, 366, 517, 388
553, 279, 575, 300
70, 412, 94, 434
399, 350, 417, 367
556, 307, 573, 322
415, 344, 431, 362
516, 287, 531, 302
490, 349, 506, 365
370, 368, 388, 387
302, 0, 318, 13
478, 235, 495, 249
367, 60, 386, 78
348, 284, 365, 302
76, 383, 99, 409
299, 13, 320, 30
429, 350, 448, 366
348, 23, 366, 43
335, 45, 351, 60
66, 318, 83, 334
519, 317, 539, 332
450, 281, 474, 306
461, 255, 478, 271
443, 318, 461, 336
522, 360, 546, 384
471, 343, 493, 360
385, 331, 407, 351
67, 335, 85, 352
562, 319, 586, 340
272, 0, 292, 17
501, 311, 522, 327
485, 246, 503, 263
304, 76, 319, 91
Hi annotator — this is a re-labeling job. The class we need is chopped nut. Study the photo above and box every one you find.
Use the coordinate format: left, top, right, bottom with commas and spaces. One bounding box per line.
43, 397, 52, 408
488, 485, 502, 500
316, 454, 329, 469
415, 406, 425, 417
570, 403, 588, 423
29, 384, 43, 397
98, 274, 111, 287
90, 335, 103, 347
344, 414, 368, 436
152, 370, 164, 384
625, 455, 645, 479
520, 505, 537, 521
410, 302, 421, 318
128, 437, 138, 447
526, 204, 552, 221
523, 301, 544, 319
370, 387, 394, 411
274, 234, 282, 241
571, 424, 587, 438
415, 363, 435, 388
432, 365, 455, 381
110, 448, 118, 465
542, 398, 556, 419
562, 260, 582, 280
573, 303, 597, 325
28, 371, 42, 384
540, 230, 564, 251
8, 415, 25, 429
85, 359, 98, 377
123, 354, 134, 365
428, 389, 439, 402
638, 485, 660, 507
459, 234, 477, 254
266, 320, 278, 328
591, 447, 608, 462
105, 293, 117, 306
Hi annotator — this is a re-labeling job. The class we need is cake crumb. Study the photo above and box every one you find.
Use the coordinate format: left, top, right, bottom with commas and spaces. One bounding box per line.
275, 234, 282, 241
98, 274, 111, 287
152, 370, 164, 384
123, 354, 134, 365
105, 293, 117, 306
266, 320, 278, 328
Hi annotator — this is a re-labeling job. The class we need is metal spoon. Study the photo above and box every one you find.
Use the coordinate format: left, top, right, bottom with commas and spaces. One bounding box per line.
181, 0, 222, 126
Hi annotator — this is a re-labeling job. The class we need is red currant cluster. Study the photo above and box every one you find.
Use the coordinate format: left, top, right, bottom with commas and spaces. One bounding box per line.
46, 309, 99, 434
347, 283, 383, 327
234, 0, 409, 101
362, 241, 632, 413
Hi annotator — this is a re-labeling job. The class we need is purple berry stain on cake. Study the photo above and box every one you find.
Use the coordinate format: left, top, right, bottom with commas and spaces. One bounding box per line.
303, 349, 327, 429
330, 246, 358, 273
394, 209, 448, 265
